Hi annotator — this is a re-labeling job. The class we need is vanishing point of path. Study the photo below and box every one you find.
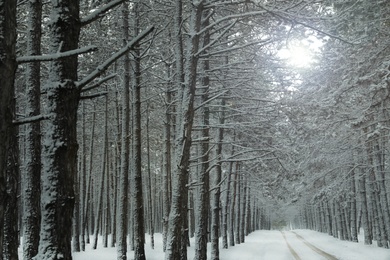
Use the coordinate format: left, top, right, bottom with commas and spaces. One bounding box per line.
281, 231, 338, 260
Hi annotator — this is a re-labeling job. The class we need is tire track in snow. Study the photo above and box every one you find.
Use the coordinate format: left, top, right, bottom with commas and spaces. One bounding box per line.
291, 231, 338, 260
281, 231, 301, 260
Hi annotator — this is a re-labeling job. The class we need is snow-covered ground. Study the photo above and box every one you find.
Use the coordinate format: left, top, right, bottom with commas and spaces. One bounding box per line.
21, 229, 390, 259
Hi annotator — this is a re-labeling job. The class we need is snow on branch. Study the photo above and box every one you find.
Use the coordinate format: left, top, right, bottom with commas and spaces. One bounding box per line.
76, 26, 155, 90
195, 21, 237, 57
256, 3, 356, 45
80, 74, 117, 93
197, 11, 267, 36
16, 45, 98, 63
13, 114, 50, 125
194, 90, 229, 111
80, 91, 108, 100
199, 38, 272, 58
80, 0, 125, 26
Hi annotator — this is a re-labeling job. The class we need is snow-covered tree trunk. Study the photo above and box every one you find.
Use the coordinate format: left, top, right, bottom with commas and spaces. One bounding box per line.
324, 200, 333, 237
212, 85, 226, 258
240, 174, 246, 243
235, 172, 241, 244
92, 105, 108, 250
365, 135, 388, 248
35, 0, 81, 259
146, 106, 155, 249
162, 70, 172, 252
194, 21, 211, 260
229, 163, 239, 247
22, 0, 42, 258
373, 139, 390, 244
80, 103, 87, 251
358, 166, 372, 245
350, 169, 358, 242
132, 3, 146, 259
0, 1, 17, 259
165, 1, 203, 259
117, 3, 130, 259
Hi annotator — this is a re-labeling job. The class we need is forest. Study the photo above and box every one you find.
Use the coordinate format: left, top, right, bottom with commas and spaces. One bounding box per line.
0, 0, 389, 259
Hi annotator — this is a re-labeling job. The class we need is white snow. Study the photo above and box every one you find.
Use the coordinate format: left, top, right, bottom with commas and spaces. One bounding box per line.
19, 229, 390, 259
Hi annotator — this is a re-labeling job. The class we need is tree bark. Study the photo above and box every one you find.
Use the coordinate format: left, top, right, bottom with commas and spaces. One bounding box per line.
35, 1, 80, 259
22, 0, 42, 258
117, 3, 130, 259
3, 124, 19, 260
132, 3, 146, 259
194, 21, 211, 260
165, 1, 203, 259
0, 1, 17, 258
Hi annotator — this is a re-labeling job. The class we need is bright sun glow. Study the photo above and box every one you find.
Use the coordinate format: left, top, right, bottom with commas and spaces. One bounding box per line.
278, 37, 323, 68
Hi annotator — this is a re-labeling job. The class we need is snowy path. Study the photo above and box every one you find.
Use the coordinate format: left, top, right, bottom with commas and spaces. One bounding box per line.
282, 231, 337, 260
56, 229, 390, 259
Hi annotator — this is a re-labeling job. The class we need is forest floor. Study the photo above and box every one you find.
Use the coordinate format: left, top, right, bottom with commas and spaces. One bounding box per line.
20, 229, 390, 259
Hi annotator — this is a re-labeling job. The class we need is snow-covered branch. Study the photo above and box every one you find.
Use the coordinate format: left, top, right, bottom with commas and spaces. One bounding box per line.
194, 90, 229, 111
199, 39, 272, 58
195, 20, 237, 57
80, 0, 125, 26
13, 114, 50, 125
76, 26, 155, 90
80, 74, 117, 93
16, 45, 98, 63
197, 11, 267, 36
256, 3, 356, 45
80, 91, 108, 100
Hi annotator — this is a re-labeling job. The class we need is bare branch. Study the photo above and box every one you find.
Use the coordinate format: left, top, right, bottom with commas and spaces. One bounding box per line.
76, 26, 155, 90
80, 74, 117, 93
80, 0, 126, 26
199, 39, 272, 58
80, 91, 108, 100
17, 45, 98, 63
13, 114, 50, 125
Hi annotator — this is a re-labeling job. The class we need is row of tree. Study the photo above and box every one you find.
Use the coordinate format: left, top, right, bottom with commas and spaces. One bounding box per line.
287, 0, 390, 249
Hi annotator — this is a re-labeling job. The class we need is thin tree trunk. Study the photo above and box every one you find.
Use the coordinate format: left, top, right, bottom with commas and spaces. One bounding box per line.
93, 103, 108, 250
80, 103, 87, 251
117, 3, 130, 259
235, 171, 241, 244
194, 23, 211, 260
229, 162, 239, 247
240, 175, 247, 243
350, 169, 358, 242
146, 106, 155, 249
132, 3, 146, 258
162, 70, 172, 252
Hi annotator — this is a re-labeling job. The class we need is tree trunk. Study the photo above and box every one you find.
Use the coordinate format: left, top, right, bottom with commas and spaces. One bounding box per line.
3, 124, 19, 260
0, 1, 17, 258
194, 23, 211, 260
36, 1, 80, 259
350, 169, 358, 242
132, 3, 146, 259
165, 1, 203, 259
235, 171, 241, 244
229, 163, 239, 247
22, 0, 42, 258
162, 68, 172, 252
117, 3, 130, 259
146, 106, 155, 249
